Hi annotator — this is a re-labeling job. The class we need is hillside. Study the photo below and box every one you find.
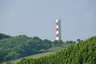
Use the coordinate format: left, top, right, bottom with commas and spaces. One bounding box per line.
3, 47, 63, 64
0, 33, 11, 40
0, 34, 53, 63
1, 33, 75, 63
16, 36, 96, 64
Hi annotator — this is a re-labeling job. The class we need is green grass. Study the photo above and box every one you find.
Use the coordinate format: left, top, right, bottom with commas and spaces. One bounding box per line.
2, 52, 55, 64
2, 47, 64, 64
24, 52, 55, 58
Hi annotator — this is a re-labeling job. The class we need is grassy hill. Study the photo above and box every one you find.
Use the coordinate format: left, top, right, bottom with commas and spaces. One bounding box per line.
3, 47, 64, 64
0, 34, 53, 63
0, 33, 73, 64
16, 36, 96, 64
2, 51, 55, 64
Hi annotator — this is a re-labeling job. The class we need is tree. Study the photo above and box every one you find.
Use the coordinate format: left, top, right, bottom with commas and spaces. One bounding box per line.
0, 34, 53, 62
42, 39, 52, 50
77, 39, 81, 42
16, 36, 96, 64
53, 40, 64, 47
0, 33, 10, 40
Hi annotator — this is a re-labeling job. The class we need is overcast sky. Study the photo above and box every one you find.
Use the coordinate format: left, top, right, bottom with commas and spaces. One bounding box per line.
0, 0, 96, 41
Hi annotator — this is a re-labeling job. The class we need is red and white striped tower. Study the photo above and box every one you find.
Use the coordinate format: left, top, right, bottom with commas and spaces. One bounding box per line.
56, 19, 61, 40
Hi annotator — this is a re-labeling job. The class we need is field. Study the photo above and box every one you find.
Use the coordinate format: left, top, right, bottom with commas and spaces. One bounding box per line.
14, 52, 55, 63
2, 47, 63, 64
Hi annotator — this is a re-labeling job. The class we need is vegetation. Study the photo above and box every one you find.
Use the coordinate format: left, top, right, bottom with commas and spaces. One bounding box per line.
16, 36, 96, 64
0, 33, 11, 40
0, 33, 76, 63
0, 33, 53, 62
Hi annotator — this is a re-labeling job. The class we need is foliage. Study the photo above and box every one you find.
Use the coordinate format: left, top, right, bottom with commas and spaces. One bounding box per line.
53, 40, 64, 47
0, 33, 11, 40
0, 33, 76, 63
5, 61, 13, 64
16, 36, 96, 64
0, 34, 52, 62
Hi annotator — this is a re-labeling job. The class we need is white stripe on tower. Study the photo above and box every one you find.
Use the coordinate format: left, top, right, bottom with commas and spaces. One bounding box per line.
56, 19, 59, 40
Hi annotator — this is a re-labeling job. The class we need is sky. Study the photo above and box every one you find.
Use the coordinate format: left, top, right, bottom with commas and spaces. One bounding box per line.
0, 0, 96, 41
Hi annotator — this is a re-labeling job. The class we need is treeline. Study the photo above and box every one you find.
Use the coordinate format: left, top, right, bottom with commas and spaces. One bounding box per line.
16, 36, 96, 64
0, 33, 52, 62
0, 33, 76, 63
0, 33, 11, 40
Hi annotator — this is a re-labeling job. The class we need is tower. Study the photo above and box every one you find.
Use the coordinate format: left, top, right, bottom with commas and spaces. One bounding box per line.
56, 19, 61, 40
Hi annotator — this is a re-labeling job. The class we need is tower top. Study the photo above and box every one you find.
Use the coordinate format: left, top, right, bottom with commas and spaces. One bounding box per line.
56, 19, 61, 23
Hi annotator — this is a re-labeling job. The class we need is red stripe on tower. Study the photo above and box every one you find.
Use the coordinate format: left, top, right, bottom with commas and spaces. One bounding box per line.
56, 19, 61, 40
56, 22, 58, 25
56, 28, 58, 31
